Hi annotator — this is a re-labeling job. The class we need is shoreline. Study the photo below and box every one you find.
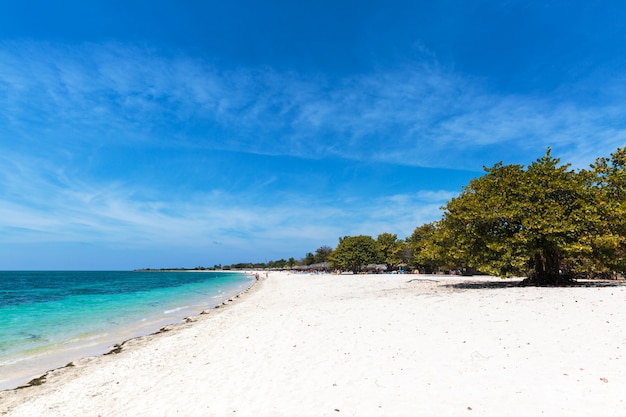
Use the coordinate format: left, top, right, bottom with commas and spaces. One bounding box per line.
0, 271, 257, 392
1, 272, 625, 416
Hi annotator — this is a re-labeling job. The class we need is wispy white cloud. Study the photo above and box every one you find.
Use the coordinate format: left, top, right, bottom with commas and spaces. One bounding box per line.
0, 144, 460, 263
2, 41, 624, 170
2, 40, 625, 268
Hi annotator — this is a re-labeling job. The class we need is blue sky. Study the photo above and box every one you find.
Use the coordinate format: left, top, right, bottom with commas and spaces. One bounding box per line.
1, 1, 626, 269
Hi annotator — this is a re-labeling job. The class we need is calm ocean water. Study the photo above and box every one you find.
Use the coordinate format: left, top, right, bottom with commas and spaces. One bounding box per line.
0, 270, 253, 390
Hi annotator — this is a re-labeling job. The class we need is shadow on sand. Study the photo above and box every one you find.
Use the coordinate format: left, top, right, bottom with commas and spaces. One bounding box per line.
444, 279, 626, 290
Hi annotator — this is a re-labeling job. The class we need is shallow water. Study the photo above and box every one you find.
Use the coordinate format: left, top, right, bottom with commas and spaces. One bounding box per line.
0, 270, 253, 390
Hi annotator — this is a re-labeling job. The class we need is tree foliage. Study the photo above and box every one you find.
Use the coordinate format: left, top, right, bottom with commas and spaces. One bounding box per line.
438, 148, 622, 284
302, 252, 316, 266
376, 233, 404, 270
314, 245, 334, 263
330, 235, 381, 272
590, 147, 626, 273
408, 222, 442, 272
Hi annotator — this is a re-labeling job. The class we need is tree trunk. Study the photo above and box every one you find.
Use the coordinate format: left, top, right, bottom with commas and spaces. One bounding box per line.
534, 252, 544, 275
525, 248, 573, 286
543, 248, 561, 275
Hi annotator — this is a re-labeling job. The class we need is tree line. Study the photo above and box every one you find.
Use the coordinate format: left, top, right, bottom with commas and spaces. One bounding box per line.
222, 147, 625, 285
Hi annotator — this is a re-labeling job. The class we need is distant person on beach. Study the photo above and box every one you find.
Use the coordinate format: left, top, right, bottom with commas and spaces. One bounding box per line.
254, 273, 259, 281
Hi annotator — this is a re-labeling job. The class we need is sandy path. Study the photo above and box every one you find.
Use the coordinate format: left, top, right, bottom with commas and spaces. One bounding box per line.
1, 272, 625, 416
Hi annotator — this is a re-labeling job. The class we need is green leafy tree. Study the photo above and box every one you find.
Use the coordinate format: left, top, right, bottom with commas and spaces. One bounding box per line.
439, 149, 609, 284
393, 239, 412, 269
376, 233, 404, 271
376, 233, 403, 271
314, 245, 334, 263
590, 147, 626, 273
408, 222, 439, 272
267, 259, 288, 269
330, 235, 380, 272
303, 252, 316, 266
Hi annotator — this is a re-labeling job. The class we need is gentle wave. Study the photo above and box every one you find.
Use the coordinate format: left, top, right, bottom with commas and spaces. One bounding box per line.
163, 306, 189, 314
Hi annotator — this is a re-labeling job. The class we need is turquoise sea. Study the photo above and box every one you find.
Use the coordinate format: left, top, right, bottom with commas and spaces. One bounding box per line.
0, 270, 253, 390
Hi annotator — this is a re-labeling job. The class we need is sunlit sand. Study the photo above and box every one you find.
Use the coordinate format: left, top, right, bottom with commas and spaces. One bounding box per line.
1, 271, 624, 416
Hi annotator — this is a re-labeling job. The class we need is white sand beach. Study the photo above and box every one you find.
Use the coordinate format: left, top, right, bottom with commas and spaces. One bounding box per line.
1, 271, 625, 416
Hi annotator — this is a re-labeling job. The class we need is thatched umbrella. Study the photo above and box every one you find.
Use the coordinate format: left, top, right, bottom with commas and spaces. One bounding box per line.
365, 264, 387, 273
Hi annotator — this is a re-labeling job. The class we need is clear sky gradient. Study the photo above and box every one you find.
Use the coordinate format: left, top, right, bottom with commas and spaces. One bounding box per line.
1, 1, 625, 269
